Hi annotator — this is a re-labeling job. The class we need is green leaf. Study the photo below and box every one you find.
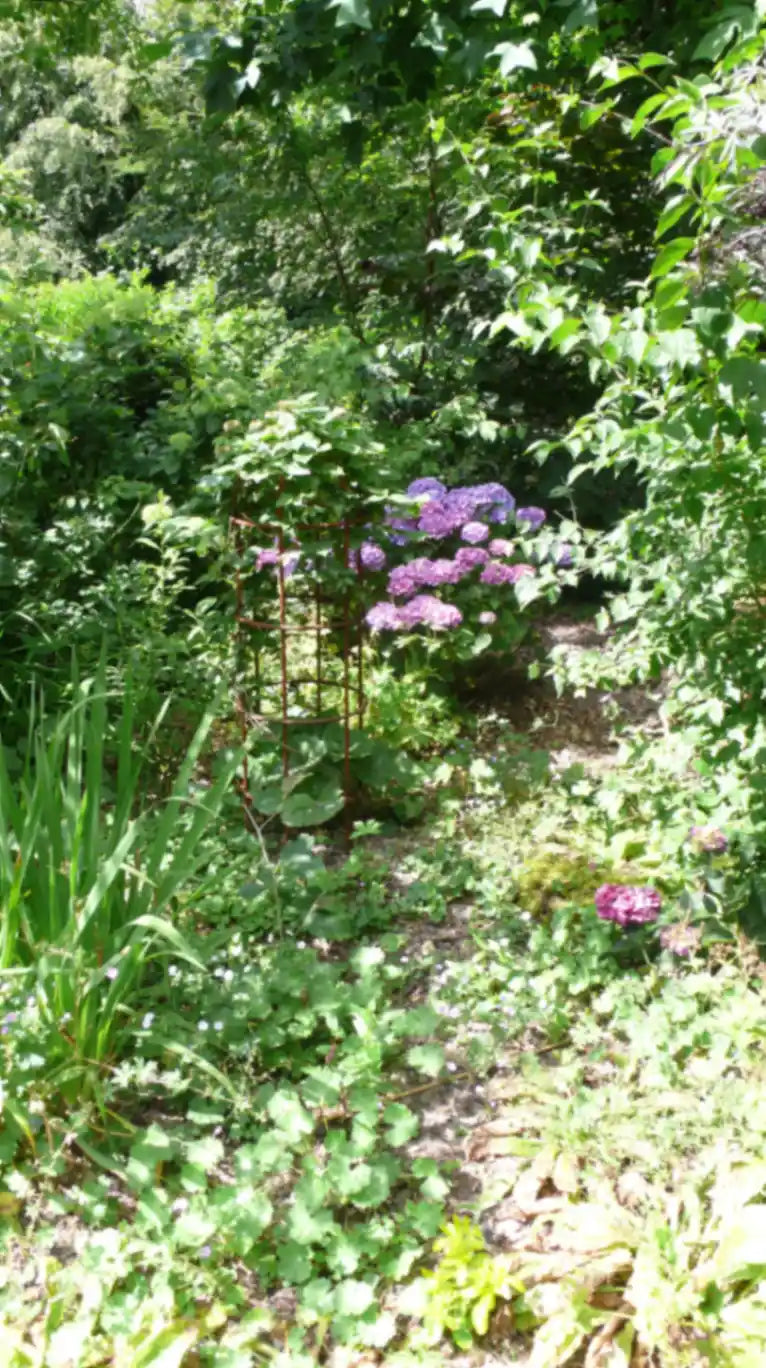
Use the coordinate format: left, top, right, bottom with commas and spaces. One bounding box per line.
406, 1043, 446, 1078
334, 1279, 376, 1317
288, 1197, 337, 1244
490, 310, 533, 340
281, 785, 345, 828
328, 0, 372, 28
471, 0, 507, 13
383, 1103, 420, 1146
638, 52, 673, 70
648, 329, 700, 368
655, 194, 693, 239
266, 1091, 315, 1142
693, 11, 754, 62
651, 237, 696, 279
713, 1206, 766, 1280
562, 0, 599, 33
173, 1208, 217, 1249
492, 41, 537, 76
353, 1161, 395, 1208
130, 1324, 199, 1368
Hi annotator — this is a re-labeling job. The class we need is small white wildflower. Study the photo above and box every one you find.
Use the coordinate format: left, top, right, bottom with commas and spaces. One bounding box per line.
168, 965, 179, 978
142, 1013, 154, 1030
105, 967, 118, 981
214, 1020, 223, 1032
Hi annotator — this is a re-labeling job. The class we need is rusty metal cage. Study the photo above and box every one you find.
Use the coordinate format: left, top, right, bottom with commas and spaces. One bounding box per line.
231, 504, 368, 836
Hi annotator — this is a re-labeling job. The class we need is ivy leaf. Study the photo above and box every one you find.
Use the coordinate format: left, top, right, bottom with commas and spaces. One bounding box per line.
383, 1103, 420, 1145
334, 1278, 376, 1316
288, 1197, 337, 1244
328, 0, 373, 29
266, 1091, 315, 1142
353, 1160, 396, 1208
406, 1043, 446, 1078
173, 1207, 217, 1249
492, 41, 537, 76
277, 1241, 314, 1284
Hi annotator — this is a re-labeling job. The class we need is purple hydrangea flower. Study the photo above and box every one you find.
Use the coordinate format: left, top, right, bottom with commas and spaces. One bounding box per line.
488, 538, 515, 557
517, 506, 547, 531
366, 602, 403, 631
480, 561, 519, 586
358, 542, 386, 572
282, 552, 301, 579
417, 501, 458, 539
475, 482, 515, 507
454, 546, 490, 571
419, 558, 461, 587
384, 508, 418, 545
461, 521, 490, 545
555, 543, 574, 568
398, 595, 462, 631
594, 884, 661, 927
255, 547, 279, 571
407, 477, 448, 499
388, 566, 419, 597
689, 825, 728, 854
659, 924, 702, 957
478, 611, 497, 626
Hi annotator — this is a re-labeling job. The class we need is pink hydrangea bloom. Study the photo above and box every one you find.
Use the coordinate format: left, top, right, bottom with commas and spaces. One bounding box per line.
508, 563, 536, 583
488, 538, 515, 557
689, 825, 728, 853
594, 884, 661, 927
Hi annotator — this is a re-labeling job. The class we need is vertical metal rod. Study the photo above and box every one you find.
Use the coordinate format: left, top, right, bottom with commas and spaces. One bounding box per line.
315, 577, 322, 720
232, 517, 250, 826
357, 558, 365, 728
342, 518, 352, 843
277, 522, 290, 781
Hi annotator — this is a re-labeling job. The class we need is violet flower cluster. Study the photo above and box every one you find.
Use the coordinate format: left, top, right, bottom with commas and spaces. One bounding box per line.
594, 883, 662, 927
365, 477, 557, 635
689, 825, 728, 854
250, 475, 572, 642
659, 924, 702, 958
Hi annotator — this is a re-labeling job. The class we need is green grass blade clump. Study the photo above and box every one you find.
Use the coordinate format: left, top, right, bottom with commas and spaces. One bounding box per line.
0, 651, 240, 1099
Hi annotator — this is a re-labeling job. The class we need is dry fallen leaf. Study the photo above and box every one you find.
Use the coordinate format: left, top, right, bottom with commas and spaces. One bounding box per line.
553, 1150, 581, 1195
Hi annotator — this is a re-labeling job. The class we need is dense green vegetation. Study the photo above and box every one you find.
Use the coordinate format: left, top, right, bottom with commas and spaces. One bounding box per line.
4, 1, 766, 1364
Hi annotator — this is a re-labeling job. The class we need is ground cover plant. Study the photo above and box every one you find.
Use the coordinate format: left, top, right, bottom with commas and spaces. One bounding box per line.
4, 1, 766, 1366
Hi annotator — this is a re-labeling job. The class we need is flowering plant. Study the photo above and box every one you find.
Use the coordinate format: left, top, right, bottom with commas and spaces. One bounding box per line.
594, 883, 662, 927
362, 476, 577, 662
